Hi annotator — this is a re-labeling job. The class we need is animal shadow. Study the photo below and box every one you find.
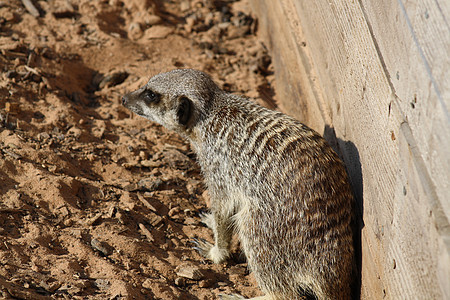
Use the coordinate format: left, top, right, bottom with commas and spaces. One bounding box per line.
323, 125, 363, 300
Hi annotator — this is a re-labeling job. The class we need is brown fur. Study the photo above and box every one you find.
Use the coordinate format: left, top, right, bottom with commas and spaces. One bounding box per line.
122, 69, 355, 300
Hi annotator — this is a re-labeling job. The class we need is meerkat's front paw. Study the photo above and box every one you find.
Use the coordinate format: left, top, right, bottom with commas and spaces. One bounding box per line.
192, 238, 229, 263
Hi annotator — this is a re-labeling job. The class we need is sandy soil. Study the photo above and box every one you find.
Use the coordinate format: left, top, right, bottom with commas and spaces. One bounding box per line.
0, 0, 278, 299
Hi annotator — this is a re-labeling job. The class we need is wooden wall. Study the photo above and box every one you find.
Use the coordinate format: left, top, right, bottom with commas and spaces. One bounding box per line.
249, 0, 450, 299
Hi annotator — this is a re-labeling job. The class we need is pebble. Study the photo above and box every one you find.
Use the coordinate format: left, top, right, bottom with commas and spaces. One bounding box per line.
142, 278, 153, 289
128, 22, 143, 40
90, 238, 112, 256
180, 0, 190, 12
145, 15, 162, 26
199, 279, 214, 288
94, 278, 111, 290
174, 277, 186, 286
175, 263, 204, 280
144, 25, 174, 39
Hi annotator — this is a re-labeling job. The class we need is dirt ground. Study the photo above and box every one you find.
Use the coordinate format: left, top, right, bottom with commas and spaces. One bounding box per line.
0, 0, 279, 299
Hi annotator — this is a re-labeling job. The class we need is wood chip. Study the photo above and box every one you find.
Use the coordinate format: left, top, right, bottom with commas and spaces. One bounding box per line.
139, 223, 154, 242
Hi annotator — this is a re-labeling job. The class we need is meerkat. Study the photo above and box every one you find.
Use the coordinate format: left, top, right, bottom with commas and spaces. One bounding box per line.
122, 69, 355, 300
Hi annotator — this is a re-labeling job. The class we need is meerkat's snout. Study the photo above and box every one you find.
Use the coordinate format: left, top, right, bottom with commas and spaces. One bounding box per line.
121, 95, 128, 106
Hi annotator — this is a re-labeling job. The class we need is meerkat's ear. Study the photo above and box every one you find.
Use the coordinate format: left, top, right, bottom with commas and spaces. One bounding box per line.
177, 96, 192, 126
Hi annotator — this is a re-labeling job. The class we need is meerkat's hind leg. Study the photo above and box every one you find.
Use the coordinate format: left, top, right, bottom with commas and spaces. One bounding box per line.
192, 210, 233, 263
192, 236, 230, 263
192, 238, 214, 258
199, 211, 215, 229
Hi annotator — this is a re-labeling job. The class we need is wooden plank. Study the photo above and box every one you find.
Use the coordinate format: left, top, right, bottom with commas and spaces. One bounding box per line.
250, 0, 450, 299
250, 1, 329, 134
359, 0, 450, 228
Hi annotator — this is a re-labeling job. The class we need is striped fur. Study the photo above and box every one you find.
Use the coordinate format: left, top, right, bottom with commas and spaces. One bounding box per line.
122, 69, 355, 300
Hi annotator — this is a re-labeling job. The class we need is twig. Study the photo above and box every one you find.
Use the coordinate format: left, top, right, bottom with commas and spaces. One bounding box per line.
2, 149, 21, 160
23, 65, 40, 76
21, 0, 40, 17
136, 193, 157, 212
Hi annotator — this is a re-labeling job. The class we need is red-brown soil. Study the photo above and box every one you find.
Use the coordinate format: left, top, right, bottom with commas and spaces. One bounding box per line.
0, 0, 277, 299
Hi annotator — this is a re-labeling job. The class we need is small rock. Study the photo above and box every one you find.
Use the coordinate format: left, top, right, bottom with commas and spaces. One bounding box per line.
175, 263, 204, 280
37, 132, 51, 141
218, 22, 231, 30
95, 278, 111, 290
140, 159, 161, 168
92, 126, 105, 139
123, 183, 139, 192
91, 238, 112, 256
145, 15, 162, 26
85, 212, 103, 226
67, 126, 82, 138
198, 279, 214, 288
71, 228, 82, 238
5, 102, 18, 115
58, 206, 70, 217
52, 0, 76, 18
142, 278, 153, 289
180, 1, 190, 12
186, 180, 202, 195
143, 25, 174, 39
138, 151, 147, 160
184, 15, 196, 33
227, 24, 250, 39
128, 22, 143, 40
174, 277, 186, 286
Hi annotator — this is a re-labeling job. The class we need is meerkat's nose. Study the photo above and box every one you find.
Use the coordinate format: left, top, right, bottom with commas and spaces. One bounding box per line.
121, 96, 127, 106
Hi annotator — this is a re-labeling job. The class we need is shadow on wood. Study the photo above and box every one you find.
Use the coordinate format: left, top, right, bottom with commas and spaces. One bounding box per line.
324, 125, 363, 300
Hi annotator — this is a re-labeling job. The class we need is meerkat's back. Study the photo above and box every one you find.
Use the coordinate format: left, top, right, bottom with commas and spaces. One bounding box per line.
122, 69, 355, 300
198, 95, 354, 299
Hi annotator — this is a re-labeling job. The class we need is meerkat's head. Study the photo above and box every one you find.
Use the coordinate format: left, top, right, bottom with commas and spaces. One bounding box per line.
122, 69, 219, 138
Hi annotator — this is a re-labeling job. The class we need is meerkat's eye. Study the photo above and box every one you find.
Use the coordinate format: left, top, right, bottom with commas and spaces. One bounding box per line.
142, 90, 159, 104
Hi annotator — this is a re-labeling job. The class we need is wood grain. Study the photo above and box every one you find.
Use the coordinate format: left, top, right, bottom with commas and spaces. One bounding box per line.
250, 0, 450, 299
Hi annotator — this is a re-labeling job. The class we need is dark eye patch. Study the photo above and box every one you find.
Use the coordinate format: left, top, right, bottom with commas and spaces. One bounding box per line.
177, 96, 191, 126
142, 89, 159, 104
